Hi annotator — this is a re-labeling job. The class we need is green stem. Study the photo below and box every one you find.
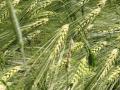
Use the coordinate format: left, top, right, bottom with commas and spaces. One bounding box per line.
6, 0, 26, 66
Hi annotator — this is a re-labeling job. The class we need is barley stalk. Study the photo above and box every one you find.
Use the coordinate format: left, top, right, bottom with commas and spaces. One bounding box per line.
6, 0, 26, 65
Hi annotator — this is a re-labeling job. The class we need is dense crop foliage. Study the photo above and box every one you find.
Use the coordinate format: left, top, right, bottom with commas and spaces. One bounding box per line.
0, 0, 120, 90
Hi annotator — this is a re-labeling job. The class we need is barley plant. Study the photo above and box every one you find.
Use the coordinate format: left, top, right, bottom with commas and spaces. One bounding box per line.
0, 0, 120, 90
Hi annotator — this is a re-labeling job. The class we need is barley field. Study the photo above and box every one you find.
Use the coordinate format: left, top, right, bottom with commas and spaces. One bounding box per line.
0, 0, 120, 90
